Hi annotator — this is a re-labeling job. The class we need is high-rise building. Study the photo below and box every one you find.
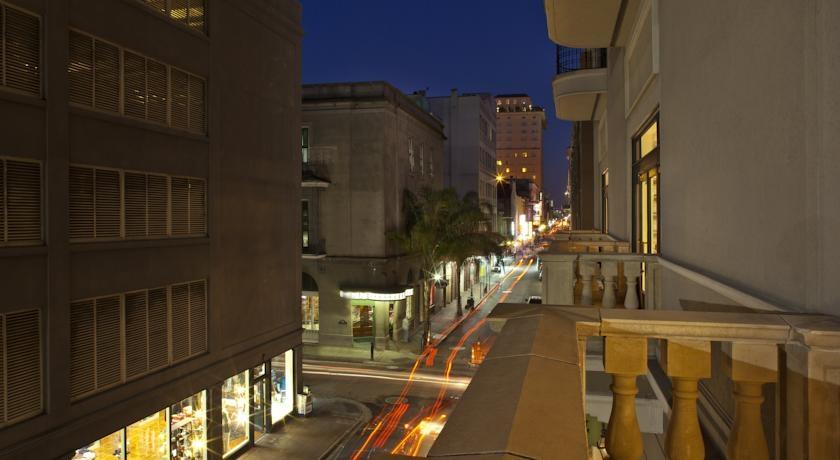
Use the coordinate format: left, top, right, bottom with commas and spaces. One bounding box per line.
300, 81, 445, 350
0, 1, 303, 458
428, 90, 498, 223
494, 94, 546, 189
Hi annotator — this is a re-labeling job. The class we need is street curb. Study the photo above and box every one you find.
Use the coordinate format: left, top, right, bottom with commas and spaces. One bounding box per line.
318, 397, 372, 460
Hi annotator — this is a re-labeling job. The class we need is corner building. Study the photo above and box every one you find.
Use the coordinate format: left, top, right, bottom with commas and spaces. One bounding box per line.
0, 1, 303, 458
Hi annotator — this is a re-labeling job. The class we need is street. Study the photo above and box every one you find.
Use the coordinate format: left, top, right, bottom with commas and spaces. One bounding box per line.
303, 256, 542, 459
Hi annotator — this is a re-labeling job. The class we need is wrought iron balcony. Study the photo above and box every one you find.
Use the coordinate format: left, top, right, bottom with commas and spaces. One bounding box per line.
556, 46, 607, 75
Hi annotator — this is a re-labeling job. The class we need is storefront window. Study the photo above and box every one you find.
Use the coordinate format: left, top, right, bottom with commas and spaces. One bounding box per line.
301, 294, 319, 330
170, 391, 207, 460
73, 430, 124, 460
271, 350, 295, 424
222, 371, 250, 456
253, 363, 265, 378
126, 409, 168, 459
253, 380, 267, 440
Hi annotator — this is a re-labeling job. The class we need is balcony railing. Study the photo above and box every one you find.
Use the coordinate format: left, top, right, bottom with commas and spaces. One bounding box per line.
556, 45, 608, 74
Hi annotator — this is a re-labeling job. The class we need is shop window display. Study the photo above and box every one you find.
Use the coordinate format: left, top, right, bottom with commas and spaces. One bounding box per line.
222, 371, 250, 456
126, 409, 168, 459
271, 350, 295, 424
301, 294, 319, 330
73, 430, 124, 460
170, 391, 207, 460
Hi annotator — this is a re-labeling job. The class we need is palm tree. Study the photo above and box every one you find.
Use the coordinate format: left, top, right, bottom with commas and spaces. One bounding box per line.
392, 188, 503, 349
439, 192, 503, 316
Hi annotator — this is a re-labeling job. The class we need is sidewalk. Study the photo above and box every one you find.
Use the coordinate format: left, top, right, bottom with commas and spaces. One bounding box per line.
303, 260, 511, 365
240, 397, 371, 460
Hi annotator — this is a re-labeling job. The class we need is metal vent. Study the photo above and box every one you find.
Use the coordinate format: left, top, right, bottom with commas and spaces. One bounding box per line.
171, 177, 189, 235
147, 287, 169, 370
148, 174, 169, 236
188, 75, 205, 133
124, 172, 147, 237
188, 178, 206, 235
4, 310, 41, 423
170, 68, 189, 131
94, 296, 122, 389
147, 59, 168, 124
3, 6, 40, 95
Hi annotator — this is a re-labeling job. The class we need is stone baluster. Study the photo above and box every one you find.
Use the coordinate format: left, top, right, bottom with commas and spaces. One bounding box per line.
578, 259, 597, 306
600, 259, 618, 308
604, 336, 647, 460
724, 343, 777, 460
622, 259, 641, 310
663, 339, 711, 460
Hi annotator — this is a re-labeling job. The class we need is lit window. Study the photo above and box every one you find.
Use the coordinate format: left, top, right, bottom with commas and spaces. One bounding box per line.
496, 160, 502, 166
522, 152, 528, 158
522, 167, 527, 173
640, 120, 658, 158
222, 371, 250, 455
505, 168, 510, 173
301, 127, 309, 163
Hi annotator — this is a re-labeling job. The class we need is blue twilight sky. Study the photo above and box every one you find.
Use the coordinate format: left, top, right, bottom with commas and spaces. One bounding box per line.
300, 1, 571, 202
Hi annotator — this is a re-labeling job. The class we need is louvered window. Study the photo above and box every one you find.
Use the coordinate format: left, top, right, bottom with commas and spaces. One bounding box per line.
172, 177, 205, 236
68, 30, 206, 133
0, 309, 42, 426
139, 0, 206, 33
69, 281, 207, 401
1, 4, 40, 96
0, 157, 42, 245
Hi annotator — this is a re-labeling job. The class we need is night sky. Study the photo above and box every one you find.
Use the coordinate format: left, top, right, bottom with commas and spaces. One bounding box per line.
300, 0, 571, 203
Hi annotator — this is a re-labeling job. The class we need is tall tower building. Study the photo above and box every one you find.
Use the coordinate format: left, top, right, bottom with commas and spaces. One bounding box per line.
495, 94, 546, 189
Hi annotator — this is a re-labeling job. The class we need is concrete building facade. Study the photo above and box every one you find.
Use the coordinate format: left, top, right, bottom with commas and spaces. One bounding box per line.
547, 0, 840, 456
0, 1, 303, 458
494, 94, 546, 189
427, 90, 497, 221
300, 82, 445, 351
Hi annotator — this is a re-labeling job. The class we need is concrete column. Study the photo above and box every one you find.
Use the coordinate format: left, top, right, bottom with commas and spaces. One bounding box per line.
604, 336, 647, 460
541, 253, 577, 305
663, 339, 711, 460
374, 301, 389, 350
724, 343, 777, 460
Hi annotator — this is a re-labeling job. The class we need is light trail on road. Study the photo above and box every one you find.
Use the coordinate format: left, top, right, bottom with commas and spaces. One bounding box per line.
302, 363, 471, 386
350, 258, 534, 459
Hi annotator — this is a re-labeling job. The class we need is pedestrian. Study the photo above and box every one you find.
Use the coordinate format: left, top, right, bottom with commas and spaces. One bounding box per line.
369, 341, 374, 361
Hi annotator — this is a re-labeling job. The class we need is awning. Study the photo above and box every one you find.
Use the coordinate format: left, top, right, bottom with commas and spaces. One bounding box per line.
339, 286, 414, 301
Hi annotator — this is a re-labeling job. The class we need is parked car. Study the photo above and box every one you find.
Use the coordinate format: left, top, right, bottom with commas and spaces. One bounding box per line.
492, 264, 502, 273
526, 296, 542, 304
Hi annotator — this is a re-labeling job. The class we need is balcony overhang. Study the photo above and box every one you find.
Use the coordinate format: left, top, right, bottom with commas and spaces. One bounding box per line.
552, 68, 608, 121
544, 0, 623, 48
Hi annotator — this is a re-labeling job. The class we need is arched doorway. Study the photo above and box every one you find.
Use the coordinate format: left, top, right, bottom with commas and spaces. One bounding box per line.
301, 272, 319, 342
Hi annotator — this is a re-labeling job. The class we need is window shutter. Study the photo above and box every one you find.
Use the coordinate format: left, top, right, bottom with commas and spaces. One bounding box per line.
5, 160, 41, 242
171, 177, 189, 235
4, 7, 40, 95
69, 300, 95, 399
188, 179, 206, 235
189, 280, 206, 355
146, 0, 166, 14
187, 0, 205, 32
68, 31, 93, 107
0, 7, 4, 85
170, 0, 189, 24
4, 310, 41, 423
94, 296, 122, 389
146, 59, 168, 124
147, 174, 168, 236
93, 40, 119, 113
147, 288, 169, 370
170, 283, 190, 361
170, 69, 189, 130
188, 75, 205, 133
124, 172, 147, 237
122, 51, 146, 120
124, 292, 148, 379
69, 166, 94, 240
0, 160, 4, 242
94, 169, 121, 238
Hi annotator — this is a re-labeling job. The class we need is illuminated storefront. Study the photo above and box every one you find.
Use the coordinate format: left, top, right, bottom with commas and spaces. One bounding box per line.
72, 349, 297, 460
